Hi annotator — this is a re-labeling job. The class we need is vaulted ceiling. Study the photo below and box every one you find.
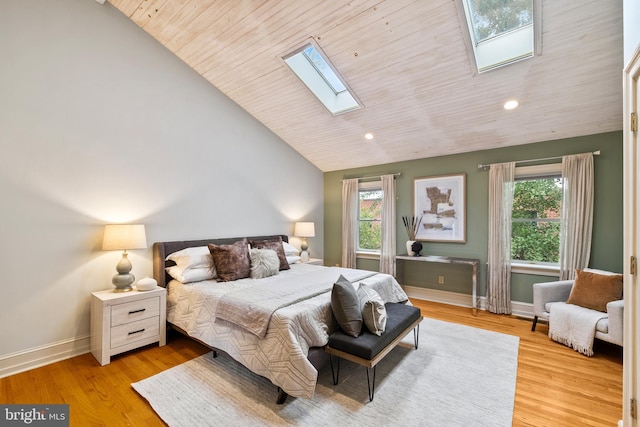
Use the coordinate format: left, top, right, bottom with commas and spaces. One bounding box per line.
107, 0, 623, 172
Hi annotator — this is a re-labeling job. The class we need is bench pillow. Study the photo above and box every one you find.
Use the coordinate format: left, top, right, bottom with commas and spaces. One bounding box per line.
357, 284, 387, 336
331, 275, 363, 337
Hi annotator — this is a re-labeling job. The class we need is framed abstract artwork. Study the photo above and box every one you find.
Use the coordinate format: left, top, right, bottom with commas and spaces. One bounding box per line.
413, 173, 466, 242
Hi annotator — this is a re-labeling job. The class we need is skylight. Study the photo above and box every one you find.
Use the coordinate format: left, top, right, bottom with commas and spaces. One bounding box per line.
283, 43, 361, 115
460, 0, 539, 73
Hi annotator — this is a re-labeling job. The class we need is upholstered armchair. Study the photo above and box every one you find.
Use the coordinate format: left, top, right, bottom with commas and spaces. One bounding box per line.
531, 269, 624, 347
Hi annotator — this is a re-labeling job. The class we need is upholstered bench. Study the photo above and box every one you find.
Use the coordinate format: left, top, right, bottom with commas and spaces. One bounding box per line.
325, 302, 423, 401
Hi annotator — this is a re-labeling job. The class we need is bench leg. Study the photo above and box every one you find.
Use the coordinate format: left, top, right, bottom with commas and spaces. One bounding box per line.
329, 354, 340, 385
531, 316, 538, 332
366, 366, 377, 402
414, 324, 420, 349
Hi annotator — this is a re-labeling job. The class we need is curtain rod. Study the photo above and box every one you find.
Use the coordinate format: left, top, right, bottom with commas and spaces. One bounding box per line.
340, 172, 401, 182
477, 150, 600, 171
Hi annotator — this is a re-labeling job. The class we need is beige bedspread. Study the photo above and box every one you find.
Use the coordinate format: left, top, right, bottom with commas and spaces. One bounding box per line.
166, 263, 408, 399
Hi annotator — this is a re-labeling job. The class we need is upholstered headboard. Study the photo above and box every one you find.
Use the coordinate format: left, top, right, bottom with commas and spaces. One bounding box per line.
152, 234, 289, 288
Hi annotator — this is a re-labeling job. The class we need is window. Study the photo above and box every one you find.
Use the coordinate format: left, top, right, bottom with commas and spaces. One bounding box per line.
282, 41, 361, 115
511, 164, 562, 269
460, 0, 540, 73
358, 182, 383, 253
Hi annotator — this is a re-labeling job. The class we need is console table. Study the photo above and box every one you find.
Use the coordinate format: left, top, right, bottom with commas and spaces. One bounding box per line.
396, 255, 481, 315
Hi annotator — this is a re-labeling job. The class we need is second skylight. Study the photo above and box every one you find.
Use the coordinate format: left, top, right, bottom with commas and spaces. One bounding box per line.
461, 0, 538, 73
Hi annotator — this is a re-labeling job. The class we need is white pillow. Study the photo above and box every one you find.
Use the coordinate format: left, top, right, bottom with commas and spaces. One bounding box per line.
286, 255, 301, 264
166, 246, 213, 270
166, 265, 216, 283
357, 284, 387, 336
250, 248, 280, 279
282, 241, 299, 256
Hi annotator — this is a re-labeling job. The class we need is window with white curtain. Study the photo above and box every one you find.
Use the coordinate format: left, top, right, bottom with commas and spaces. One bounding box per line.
357, 181, 383, 254
511, 163, 562, 275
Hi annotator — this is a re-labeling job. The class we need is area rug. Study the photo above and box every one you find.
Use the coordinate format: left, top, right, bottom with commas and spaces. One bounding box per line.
132, 318, 519, 427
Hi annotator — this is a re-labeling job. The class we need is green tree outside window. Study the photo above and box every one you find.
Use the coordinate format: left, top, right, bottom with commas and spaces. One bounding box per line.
511, 177, 562, 263
359, 190, 382, 251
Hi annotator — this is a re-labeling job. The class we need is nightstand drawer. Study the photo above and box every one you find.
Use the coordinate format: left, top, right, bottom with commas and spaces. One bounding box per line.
111, 296, 160, 326
110, 316, 160, 349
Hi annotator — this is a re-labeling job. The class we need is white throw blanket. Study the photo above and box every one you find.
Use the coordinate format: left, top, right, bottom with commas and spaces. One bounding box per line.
548, 302, 607, 356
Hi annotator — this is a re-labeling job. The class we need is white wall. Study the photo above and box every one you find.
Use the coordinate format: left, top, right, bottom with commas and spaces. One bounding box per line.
0, 0, 323, 368
624, 0, 640, 65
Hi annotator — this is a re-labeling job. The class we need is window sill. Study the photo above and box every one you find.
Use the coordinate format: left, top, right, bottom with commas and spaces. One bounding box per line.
511, 262, 560, 277
356, 252, 380, 260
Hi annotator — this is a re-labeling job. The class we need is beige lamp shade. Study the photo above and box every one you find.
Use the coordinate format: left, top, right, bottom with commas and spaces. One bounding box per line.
102, 224, 147, 292
294, 222, 315, 238
102, 224, 147, 251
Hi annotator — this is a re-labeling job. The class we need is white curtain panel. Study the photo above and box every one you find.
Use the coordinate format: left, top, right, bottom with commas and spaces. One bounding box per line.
559, 153, 594, 280
487, 162, 515, 314
341, 178, 359, 269
380, 174, 397, 275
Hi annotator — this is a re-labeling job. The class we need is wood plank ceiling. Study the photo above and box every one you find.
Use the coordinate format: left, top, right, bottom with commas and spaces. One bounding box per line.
107, 0, 623, 172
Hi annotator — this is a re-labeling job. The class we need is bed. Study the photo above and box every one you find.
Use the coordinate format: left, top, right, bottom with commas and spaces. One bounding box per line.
152, 235, 409, 401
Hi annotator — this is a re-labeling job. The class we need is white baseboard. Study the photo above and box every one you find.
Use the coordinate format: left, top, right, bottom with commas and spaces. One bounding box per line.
403, 285, 534, 319
404, 285, 480, 308
510, 301, 535, 319
0, 336, 91, 379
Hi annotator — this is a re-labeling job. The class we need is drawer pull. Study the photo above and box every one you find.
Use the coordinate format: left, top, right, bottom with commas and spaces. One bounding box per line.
128, 308, 146, 315
128, 329, 146, 335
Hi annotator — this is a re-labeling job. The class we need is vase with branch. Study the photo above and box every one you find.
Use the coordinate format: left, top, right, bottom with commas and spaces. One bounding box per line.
402, 215, 423, 256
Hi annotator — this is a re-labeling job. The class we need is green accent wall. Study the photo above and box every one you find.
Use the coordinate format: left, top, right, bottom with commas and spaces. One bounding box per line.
323, 131, 623, 304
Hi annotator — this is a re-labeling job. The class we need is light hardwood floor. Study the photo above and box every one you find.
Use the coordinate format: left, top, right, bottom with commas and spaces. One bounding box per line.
411, 299, 623, 427
0, 299, 622, 426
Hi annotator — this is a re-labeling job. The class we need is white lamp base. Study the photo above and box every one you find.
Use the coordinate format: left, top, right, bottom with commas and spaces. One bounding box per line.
113, 283, 134, 292
112, 251, 135, 292
112, 274, 135, 292
300, 237, 311, 263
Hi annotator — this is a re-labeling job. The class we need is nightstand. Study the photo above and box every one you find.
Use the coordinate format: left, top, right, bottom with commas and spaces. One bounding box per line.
90, 287, 166, 366
301, 258, 323, 265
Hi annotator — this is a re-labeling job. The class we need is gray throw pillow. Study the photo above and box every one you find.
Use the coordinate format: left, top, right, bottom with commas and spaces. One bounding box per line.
357, 284, 387, 336
331, 275, 362, 337
249, 248, 280, 279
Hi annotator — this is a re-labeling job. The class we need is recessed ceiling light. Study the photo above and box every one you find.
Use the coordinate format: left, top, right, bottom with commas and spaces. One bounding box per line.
504, 100, 519, 110
364, 133, 374, 140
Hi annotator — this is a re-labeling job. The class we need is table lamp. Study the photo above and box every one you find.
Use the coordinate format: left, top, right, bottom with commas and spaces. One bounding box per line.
102, 224, 147, 292
294, 222, 315, 262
